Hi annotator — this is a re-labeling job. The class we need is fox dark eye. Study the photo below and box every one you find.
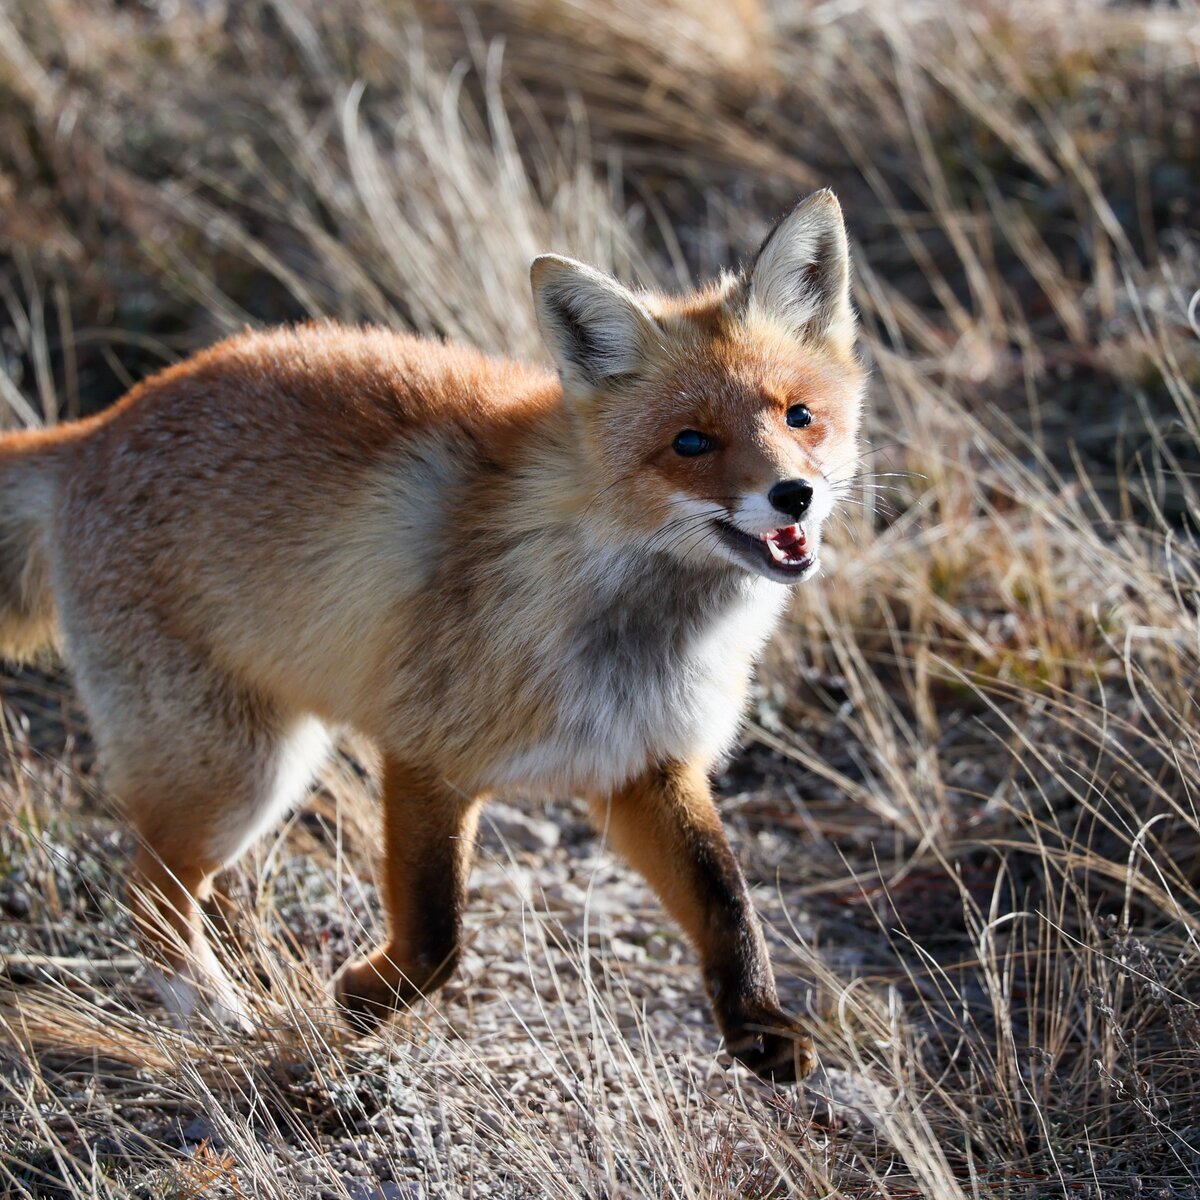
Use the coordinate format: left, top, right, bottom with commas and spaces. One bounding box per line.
787, 404, 813, 429
672, 430, 713, 457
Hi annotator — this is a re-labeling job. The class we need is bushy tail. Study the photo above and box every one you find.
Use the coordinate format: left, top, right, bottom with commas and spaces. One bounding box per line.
0, 431, 60, 661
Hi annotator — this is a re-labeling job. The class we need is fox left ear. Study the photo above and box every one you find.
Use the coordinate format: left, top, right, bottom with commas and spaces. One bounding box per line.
744, 189, 855, 355
530, 255, 659, 393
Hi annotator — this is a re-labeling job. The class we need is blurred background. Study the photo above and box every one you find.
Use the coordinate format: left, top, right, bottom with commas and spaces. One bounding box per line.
1, 2, 1198, 1197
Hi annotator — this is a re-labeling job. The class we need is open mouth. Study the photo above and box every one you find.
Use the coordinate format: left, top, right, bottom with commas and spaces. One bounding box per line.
712, 519, 817, 579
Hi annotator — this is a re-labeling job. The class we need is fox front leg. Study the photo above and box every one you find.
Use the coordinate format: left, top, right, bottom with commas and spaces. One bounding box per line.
335, 757, 481, 1032
590, 761, 814, 1083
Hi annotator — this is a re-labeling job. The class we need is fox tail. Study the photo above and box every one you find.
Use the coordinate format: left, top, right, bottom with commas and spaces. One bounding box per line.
0, 430, 62, 661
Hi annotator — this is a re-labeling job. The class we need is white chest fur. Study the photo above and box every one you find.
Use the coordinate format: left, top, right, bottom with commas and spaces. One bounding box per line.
491, 567, 788, 796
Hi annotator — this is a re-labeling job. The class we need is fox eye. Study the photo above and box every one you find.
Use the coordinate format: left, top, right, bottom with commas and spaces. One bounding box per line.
672, 429, 713, 457
786, 404, 813, 429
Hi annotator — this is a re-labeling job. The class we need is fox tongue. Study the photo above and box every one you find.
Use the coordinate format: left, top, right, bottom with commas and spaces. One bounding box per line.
765, 524, 808, 563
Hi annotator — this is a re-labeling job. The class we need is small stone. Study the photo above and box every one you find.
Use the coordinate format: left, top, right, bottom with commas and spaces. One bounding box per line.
484, 802, 561, 853
0, 887, 30, 918
181, 1114, 222, 1146
543, 880, 588, 909
475, 1108, 507, 1137
344, 1182, 421, 1200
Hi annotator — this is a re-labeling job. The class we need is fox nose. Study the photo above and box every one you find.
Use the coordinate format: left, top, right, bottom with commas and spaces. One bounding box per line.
768, 479, 814, 521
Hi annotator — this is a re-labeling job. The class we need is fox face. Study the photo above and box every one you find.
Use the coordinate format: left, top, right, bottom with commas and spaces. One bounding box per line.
532, 190, 866, 584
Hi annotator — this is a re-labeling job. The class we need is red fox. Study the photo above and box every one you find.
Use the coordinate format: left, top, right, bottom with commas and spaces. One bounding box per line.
0, 190, 864, 1082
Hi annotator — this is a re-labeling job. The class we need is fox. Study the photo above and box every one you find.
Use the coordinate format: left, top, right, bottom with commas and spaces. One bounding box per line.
0, 190, 864, 1083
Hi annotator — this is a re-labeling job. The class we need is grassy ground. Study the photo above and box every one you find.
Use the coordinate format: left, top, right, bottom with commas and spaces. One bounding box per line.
0, 0, 1198, 1195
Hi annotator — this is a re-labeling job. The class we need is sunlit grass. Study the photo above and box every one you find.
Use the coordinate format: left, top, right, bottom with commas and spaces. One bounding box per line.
0, 0, 1198, 1195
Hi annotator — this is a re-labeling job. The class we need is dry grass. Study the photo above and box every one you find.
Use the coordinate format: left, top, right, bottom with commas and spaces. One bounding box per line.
0, 0, 1198, 1195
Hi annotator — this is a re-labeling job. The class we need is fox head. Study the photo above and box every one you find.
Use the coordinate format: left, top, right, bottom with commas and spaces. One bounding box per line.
531, 190, 866, 585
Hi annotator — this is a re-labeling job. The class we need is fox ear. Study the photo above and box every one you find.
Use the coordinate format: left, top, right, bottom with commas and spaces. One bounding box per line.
745, 189, 854, 354
531, 255, 658, 390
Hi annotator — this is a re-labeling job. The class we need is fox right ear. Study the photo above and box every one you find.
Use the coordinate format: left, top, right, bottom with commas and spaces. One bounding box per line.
531, 255, 658, 392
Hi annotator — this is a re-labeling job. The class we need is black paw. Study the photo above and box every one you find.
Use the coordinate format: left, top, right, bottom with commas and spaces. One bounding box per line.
332, 959, 408, 1036
723, 1008, 816, 1083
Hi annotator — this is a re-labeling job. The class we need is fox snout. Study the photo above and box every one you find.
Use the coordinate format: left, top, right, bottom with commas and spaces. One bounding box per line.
767, 479, 813, 522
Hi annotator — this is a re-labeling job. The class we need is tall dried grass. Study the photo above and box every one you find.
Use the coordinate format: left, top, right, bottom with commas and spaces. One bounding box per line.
0, 0, 1198, 1195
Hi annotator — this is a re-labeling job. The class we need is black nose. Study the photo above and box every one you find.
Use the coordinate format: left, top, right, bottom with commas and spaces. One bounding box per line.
768, 479, 813, 521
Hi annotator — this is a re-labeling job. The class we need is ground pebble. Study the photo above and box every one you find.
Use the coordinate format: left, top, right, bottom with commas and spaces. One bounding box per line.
181, 1114, 222, 1146
483, 802, 562, 853
344, 1181, 422, 1200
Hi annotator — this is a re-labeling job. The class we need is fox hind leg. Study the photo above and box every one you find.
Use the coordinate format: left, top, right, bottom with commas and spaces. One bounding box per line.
74, 647, 329, 1028
127, 842, 246, 1027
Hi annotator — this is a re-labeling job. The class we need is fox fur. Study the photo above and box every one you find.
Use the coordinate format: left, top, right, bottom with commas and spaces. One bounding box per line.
0, 190, 865, 1082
